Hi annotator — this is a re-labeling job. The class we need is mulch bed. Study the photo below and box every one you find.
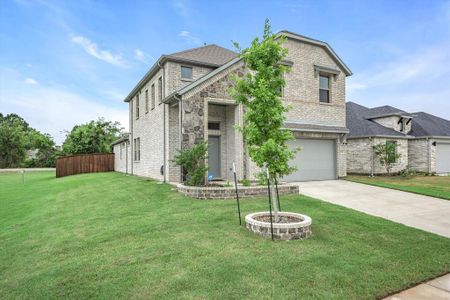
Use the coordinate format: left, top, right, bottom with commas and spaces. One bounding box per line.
254, 215, 302, 223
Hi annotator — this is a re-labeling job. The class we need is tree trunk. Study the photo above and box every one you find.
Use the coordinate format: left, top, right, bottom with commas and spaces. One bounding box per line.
269, 176, 280, 222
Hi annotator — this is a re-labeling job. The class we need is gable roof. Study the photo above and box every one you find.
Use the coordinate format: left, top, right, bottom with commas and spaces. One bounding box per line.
346, 102, 408, 138
364, 105, 413, 119
346, 102, 450, 139
409, 112, 450, 137
125, 30, 352, 102
166, 44, 237, 66
279, 30, 352, 76
124, 44, 236, 102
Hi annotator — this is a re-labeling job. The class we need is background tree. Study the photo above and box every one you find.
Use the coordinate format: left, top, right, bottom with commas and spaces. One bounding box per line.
0, 113, 58, 168
62, 118, 123, 155
229, 20, 297, 221
374, 142, 401, 175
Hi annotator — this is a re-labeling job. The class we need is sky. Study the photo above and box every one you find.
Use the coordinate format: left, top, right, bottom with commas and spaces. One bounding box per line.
1, 0, 449, 144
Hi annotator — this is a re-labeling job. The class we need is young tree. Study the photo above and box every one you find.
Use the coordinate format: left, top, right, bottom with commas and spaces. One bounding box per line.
374, 142, 401, 175
62, 118, 123, 155
229, 20, 297, 221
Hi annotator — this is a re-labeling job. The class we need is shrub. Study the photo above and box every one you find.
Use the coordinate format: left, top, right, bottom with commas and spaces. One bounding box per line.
173, 142, 208, 186
241, 179, 251, 187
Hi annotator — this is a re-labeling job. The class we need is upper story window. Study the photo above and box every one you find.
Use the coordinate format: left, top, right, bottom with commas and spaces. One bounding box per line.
145, 89, 149, 113
135, 94, 140, 119
158, 77, 163, 103
399, 120, 404, 132
181, 66, 193, 80
319, 75, 330, 103
151, 83, 155, 109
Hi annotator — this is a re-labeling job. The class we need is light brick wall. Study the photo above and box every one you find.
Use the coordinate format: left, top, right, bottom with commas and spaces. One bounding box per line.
113, 141, 130, 173
165, 61, 214, 95
347, 137, 408, 174
408, 139, 429, 172
283, 39, 346, 127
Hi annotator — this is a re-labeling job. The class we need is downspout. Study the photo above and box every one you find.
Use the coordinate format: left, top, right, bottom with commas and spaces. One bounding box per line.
130, 100, 134, 175
370, 137, 374, 177
175, 94, 183, 183
158, 61, 166, 182
427, 137, 431, 174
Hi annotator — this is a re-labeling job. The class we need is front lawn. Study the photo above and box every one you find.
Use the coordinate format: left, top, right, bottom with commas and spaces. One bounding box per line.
1, 171, 449, 299
346, 175, 450, 200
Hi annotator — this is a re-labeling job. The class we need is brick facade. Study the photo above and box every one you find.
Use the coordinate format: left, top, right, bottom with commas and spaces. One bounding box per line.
119, 35, 351, 182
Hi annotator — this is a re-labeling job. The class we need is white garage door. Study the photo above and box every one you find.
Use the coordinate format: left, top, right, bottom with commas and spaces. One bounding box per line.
436, 143, 450, 173
283, 138, 336, 182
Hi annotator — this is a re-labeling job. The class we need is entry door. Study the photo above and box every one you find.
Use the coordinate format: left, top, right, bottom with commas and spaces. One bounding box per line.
208, 136, 221, 179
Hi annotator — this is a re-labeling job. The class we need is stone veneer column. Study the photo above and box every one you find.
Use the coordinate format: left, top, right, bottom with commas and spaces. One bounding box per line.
181, 94, 206, 149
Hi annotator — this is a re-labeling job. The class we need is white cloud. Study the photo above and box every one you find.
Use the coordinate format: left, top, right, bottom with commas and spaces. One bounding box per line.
1, 76, 128, 144
71, 35, 126, 67
171, 0, 190, 17
134, 49, 148, 64
179, 31, 201, 45
24, 78, 38, 85
347, 40, 450, 120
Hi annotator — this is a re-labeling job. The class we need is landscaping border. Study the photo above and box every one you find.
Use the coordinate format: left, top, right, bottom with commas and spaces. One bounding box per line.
177, 183, 299, 199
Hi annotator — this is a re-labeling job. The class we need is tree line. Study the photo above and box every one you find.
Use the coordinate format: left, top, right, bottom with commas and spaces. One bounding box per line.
0, 113, 124, 168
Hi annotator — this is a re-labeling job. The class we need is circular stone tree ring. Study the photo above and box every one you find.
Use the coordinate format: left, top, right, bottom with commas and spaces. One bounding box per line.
245, 211, 312, 240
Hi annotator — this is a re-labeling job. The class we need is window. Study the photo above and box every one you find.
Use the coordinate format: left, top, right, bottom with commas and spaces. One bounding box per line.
134, 138, 140, 161
145, 90, 149, 113
208, 122, 220, 130
151, 83, 155, 109
158, 77, 163, 103
399, 120, 404, 132
135, 94, 140, 119
386, 141, 398, 163
181, 66, 193, 80
319, 75, 330, 103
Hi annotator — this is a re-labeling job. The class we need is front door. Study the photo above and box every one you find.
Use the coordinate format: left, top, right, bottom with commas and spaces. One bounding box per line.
208, 136, 221, 179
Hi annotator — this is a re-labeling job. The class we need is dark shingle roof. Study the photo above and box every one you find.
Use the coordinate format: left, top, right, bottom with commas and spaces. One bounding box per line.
346, 102, 450, 138
365, 105, 413, 119
166, 44, 237, 66
409, 112, 450, 137
346, 102, 408, 138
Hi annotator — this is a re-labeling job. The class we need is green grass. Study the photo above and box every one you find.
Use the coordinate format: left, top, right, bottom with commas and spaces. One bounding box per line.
1, 171, 449, 299
346, 175, 450, 200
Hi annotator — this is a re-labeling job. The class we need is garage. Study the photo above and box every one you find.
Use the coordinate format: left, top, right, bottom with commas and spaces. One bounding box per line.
283, 138, 337, 181
436, 143, 450, 174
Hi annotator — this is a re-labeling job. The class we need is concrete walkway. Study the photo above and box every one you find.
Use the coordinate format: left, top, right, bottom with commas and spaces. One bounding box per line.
384, 273, 450, 300
297, 180, 450, 238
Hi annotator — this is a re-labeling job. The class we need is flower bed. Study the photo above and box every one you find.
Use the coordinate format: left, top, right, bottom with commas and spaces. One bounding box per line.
177, 183, 299, 200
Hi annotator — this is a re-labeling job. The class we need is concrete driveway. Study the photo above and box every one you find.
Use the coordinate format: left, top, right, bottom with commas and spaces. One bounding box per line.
297, 180, 450, 238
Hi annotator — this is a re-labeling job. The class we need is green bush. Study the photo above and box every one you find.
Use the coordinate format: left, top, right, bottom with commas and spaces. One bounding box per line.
256, 171, 268, 186
173, 142, 208, 186
241, 179, 251, 187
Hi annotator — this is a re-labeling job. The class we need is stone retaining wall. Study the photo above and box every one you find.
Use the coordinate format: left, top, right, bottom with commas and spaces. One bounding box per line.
245, 212, 312, 240
177, 183, 299, 200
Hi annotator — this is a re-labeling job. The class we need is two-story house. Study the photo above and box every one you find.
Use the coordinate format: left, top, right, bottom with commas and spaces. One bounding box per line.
113, 30, 353, 182
346, 101, 450, 175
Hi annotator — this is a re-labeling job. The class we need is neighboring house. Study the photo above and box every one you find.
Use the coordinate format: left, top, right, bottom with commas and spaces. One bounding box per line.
346, 101, 450, 175
113, 30, 353, 182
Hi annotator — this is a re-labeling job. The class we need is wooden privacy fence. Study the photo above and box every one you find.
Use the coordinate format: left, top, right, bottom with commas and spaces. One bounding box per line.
56, 153, 114, 178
